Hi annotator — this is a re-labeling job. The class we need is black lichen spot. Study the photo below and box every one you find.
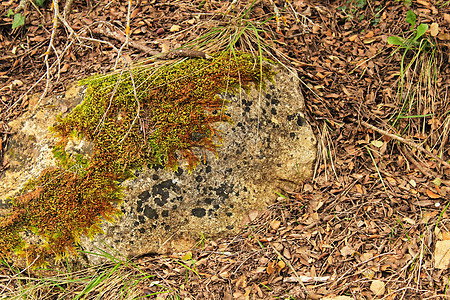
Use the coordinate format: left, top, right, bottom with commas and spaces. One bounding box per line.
143, 206, 158, 219
214, 183, 234, 200
138, 228, 146, 233
206, 166, 212, 173
152, 174, 159, 181
287, 114, 295, 121
226, 212, 233, 217
226, 225, 234, 230
172, 204, 178, 210
151, 164, 164, 171
154, 197, 167, 207
137, 200, 144, 213
175, 168, 183, 176
138, 190, 150, 201
265, 94, 271, 100
152, 179, 176, 203
195, 175, 203, 183
297, 115, 306, 127
138, 215, 145, 224
162, 210, 169, 217
204, 198, 214, 205
244, 106, 251, 112
191, 132, 204, 142
213, 204, 219, 210
164, 225, 170, 230
290, 132, 296, 139
271, 108, 277, 115
243, 99, 253, 107
192, 208, 206, 217
271, 97, 280, 105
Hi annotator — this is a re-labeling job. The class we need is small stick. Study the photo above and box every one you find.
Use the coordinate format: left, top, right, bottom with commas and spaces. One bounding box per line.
400, 145, 437, 178
271, 245, 308, 295
283, 276, 330, 283
92, 25, 212, 60
356, 119, 450, 170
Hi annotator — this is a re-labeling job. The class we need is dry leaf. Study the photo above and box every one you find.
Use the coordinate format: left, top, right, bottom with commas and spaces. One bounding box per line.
437, 32, 450, 41
248, 210, 259, 221
277, 260, 286, 269
370, 280, 386, 296
160, 43, 170, 53
417, 0, 430, 6
443, 232, 450, 241
170, 25, 181, 32
444, 13, 450, 23
312, 24, 320, 33
363, 37, 377, 44
181, 251, 192, 260
267, 261, 276, 274
60, 63, 69, 73
430, 23, 439, 37
348, 35, 358, 42
340, 245, 355, 257
371, 140, 384, 148
426, 189, 441, 199
270, 220, 281, 230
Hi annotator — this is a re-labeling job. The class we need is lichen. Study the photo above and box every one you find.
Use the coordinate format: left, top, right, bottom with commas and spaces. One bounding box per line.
0, 51, 274, 265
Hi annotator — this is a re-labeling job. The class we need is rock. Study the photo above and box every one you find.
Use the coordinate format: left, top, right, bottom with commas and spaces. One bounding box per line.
434, 240, 450, 269
370, 280, 385, 296
0, 63, 316, 264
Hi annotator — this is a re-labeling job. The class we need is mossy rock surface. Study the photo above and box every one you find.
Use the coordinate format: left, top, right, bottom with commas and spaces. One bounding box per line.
0, 52, 316, 266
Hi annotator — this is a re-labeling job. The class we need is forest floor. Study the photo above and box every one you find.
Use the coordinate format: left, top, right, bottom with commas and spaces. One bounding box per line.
1, 0, 450, 299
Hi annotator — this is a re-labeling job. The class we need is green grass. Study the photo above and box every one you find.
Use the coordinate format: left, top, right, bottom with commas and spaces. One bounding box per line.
0, 251, 154, 300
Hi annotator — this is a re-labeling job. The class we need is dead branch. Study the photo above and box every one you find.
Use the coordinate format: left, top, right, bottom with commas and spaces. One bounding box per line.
92, 25, 212, 60
400, 145, 437, 179
355, 119, 450, 170
93, 25, 159, 55
283, 276, 330, 283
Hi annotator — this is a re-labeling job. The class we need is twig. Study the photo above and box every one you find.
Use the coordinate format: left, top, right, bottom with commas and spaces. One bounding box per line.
63, 0, 75, 20
93, 25, 158, 55
271, 245, 308, 295
356, 119, 450, 170
113, 0, 133, 70
400, 145, 437, 178
283, 276, 330, 283
39, 0, 60, 106
92, 25, 212, 60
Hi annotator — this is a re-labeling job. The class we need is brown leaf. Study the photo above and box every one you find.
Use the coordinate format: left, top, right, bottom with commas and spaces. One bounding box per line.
426, 189, 441, 199
430, 23, 439, 37
267, 261, 276, 275
270, 220, 281, 230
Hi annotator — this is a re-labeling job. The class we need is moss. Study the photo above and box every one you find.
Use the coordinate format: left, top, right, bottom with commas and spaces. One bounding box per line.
0, 51, 274, 265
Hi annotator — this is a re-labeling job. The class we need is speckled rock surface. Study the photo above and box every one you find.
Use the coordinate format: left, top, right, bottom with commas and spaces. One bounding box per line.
0, 66, 316, 263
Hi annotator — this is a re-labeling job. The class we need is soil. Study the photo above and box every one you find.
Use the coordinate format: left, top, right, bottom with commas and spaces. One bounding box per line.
1, 0, 449, 299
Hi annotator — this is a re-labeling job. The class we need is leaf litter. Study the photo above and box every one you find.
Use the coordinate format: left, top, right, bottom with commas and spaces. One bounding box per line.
0, 0, 449, 299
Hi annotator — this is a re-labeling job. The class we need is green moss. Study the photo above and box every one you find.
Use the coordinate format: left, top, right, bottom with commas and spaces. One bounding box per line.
0, 51, 274, 265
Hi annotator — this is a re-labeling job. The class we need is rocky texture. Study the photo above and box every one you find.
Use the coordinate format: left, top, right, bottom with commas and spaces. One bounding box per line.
0, 66, 316, 263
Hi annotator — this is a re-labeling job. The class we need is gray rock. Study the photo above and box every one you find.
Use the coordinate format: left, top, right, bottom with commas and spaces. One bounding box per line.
0, 66, 316, 264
